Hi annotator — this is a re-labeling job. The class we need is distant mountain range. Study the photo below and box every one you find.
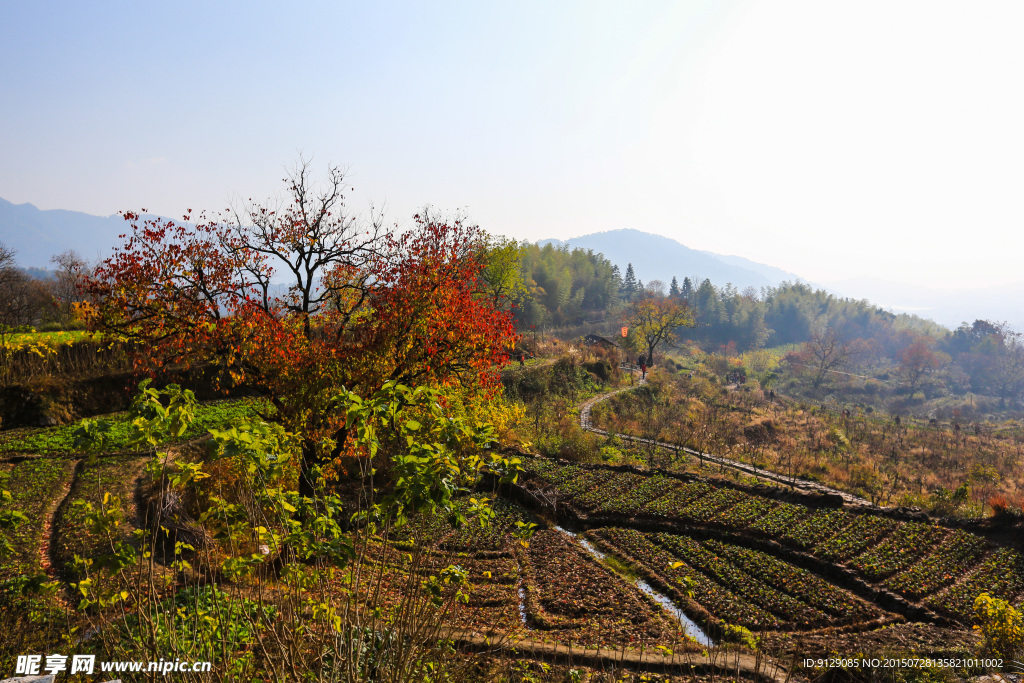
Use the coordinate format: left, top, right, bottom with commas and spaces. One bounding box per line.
0, 197, 131, 267
540, 228, 806, 292
2, 199, 1020, 331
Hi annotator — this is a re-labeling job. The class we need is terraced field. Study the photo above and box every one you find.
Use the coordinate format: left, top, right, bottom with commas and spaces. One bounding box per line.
589, 528, 885, 631
522, 458, 1024, 631
0, 397, 268, 455
51, 455, 150, 580
3, 406, 1016, 672
518, 528, 681, 645
0, 457, 77, 582
0, 399, 261, 606
1, 405, 708, 660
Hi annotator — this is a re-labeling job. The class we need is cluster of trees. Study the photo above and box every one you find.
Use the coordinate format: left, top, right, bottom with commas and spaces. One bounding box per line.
645, 278, 1024, 405
504, 246, 951, 362
672, 279, 944, 352
780, 318, 1024, 408
510, 244, 620, 329
0, 245, 89, 341
944, 320, 1024, 405
508, 245, 677, 330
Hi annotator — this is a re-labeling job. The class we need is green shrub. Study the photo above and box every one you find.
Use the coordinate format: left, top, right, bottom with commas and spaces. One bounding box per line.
583, 359, 612, 383
974, 592, 1024, 660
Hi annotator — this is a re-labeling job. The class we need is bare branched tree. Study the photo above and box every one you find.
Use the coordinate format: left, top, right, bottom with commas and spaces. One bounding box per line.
809, 326, 848, 389
228, 157, 385, 337
50, 249, 90, 324
0, 243, 38, 346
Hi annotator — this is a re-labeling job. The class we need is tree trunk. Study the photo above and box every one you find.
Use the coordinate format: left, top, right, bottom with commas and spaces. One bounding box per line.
299, 438, 319, 503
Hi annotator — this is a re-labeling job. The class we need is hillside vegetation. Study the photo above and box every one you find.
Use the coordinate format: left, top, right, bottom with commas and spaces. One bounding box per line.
2, 189, 1024, 680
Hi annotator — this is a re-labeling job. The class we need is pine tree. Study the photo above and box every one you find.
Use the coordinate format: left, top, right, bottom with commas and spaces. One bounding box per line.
609, 264, 623, 304
622, 263, 637, 300
669, 276, 680, 298
681, 276, 693, 301
611, 264, 622, 292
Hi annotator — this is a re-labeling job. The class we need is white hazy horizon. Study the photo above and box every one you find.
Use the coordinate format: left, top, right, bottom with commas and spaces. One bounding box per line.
1, 1, 1021, 291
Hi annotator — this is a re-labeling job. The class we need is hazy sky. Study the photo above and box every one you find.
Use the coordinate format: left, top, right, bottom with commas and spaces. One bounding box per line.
2, 1, 1021, 289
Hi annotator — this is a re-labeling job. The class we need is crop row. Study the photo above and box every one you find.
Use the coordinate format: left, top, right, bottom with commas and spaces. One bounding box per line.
527, 461, 595, 492
353, 548, 523, 635
524, 459, 997, 604
673, 488, 750, 523
52, 456, 149, 575
572, 471, 647, 510
882, 530, 987, 600
704, 539, 881, 621
450, 548, 526, 634
548, 468, 618, 498
598, 526, 882, 628
652, 532, 829, 627
451, 577, 522, 633
393, 551, 521, 590
639, 480, 712, 518
926, 548, 1024, 621
398, 498, 534, 554
404, 552, 519, 583
709, 495, 778, 528
0, 457, 72, 580
373, 502, 535, 636
848, 522, 948, 581
746, 502, 808, 536
777, 509, 852, 550
814, 514, 900, 561
591, 527, 778, 629
523, 458, 562, 480
441, 499, 535, 553
595, 475, 674, 515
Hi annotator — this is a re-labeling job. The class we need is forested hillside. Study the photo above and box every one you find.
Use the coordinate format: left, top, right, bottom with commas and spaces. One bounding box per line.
502, 241, 1024, 415
510, 242, 940, 344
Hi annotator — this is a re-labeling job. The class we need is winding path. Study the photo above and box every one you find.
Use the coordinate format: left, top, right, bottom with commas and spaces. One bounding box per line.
579, 371, 872, 507
39, 458, 81, 611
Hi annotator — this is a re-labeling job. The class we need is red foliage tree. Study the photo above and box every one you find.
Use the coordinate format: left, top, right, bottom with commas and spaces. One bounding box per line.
86, 161, 516, 496
898, 336, 950, 397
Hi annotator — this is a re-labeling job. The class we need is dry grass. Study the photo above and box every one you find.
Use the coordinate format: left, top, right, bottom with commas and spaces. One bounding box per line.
591, 368, 1024, 513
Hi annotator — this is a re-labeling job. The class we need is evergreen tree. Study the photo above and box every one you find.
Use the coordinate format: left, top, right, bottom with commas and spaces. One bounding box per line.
681, 276, 693, 301
622, 263, 637, 300
669, 276, 680, 298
